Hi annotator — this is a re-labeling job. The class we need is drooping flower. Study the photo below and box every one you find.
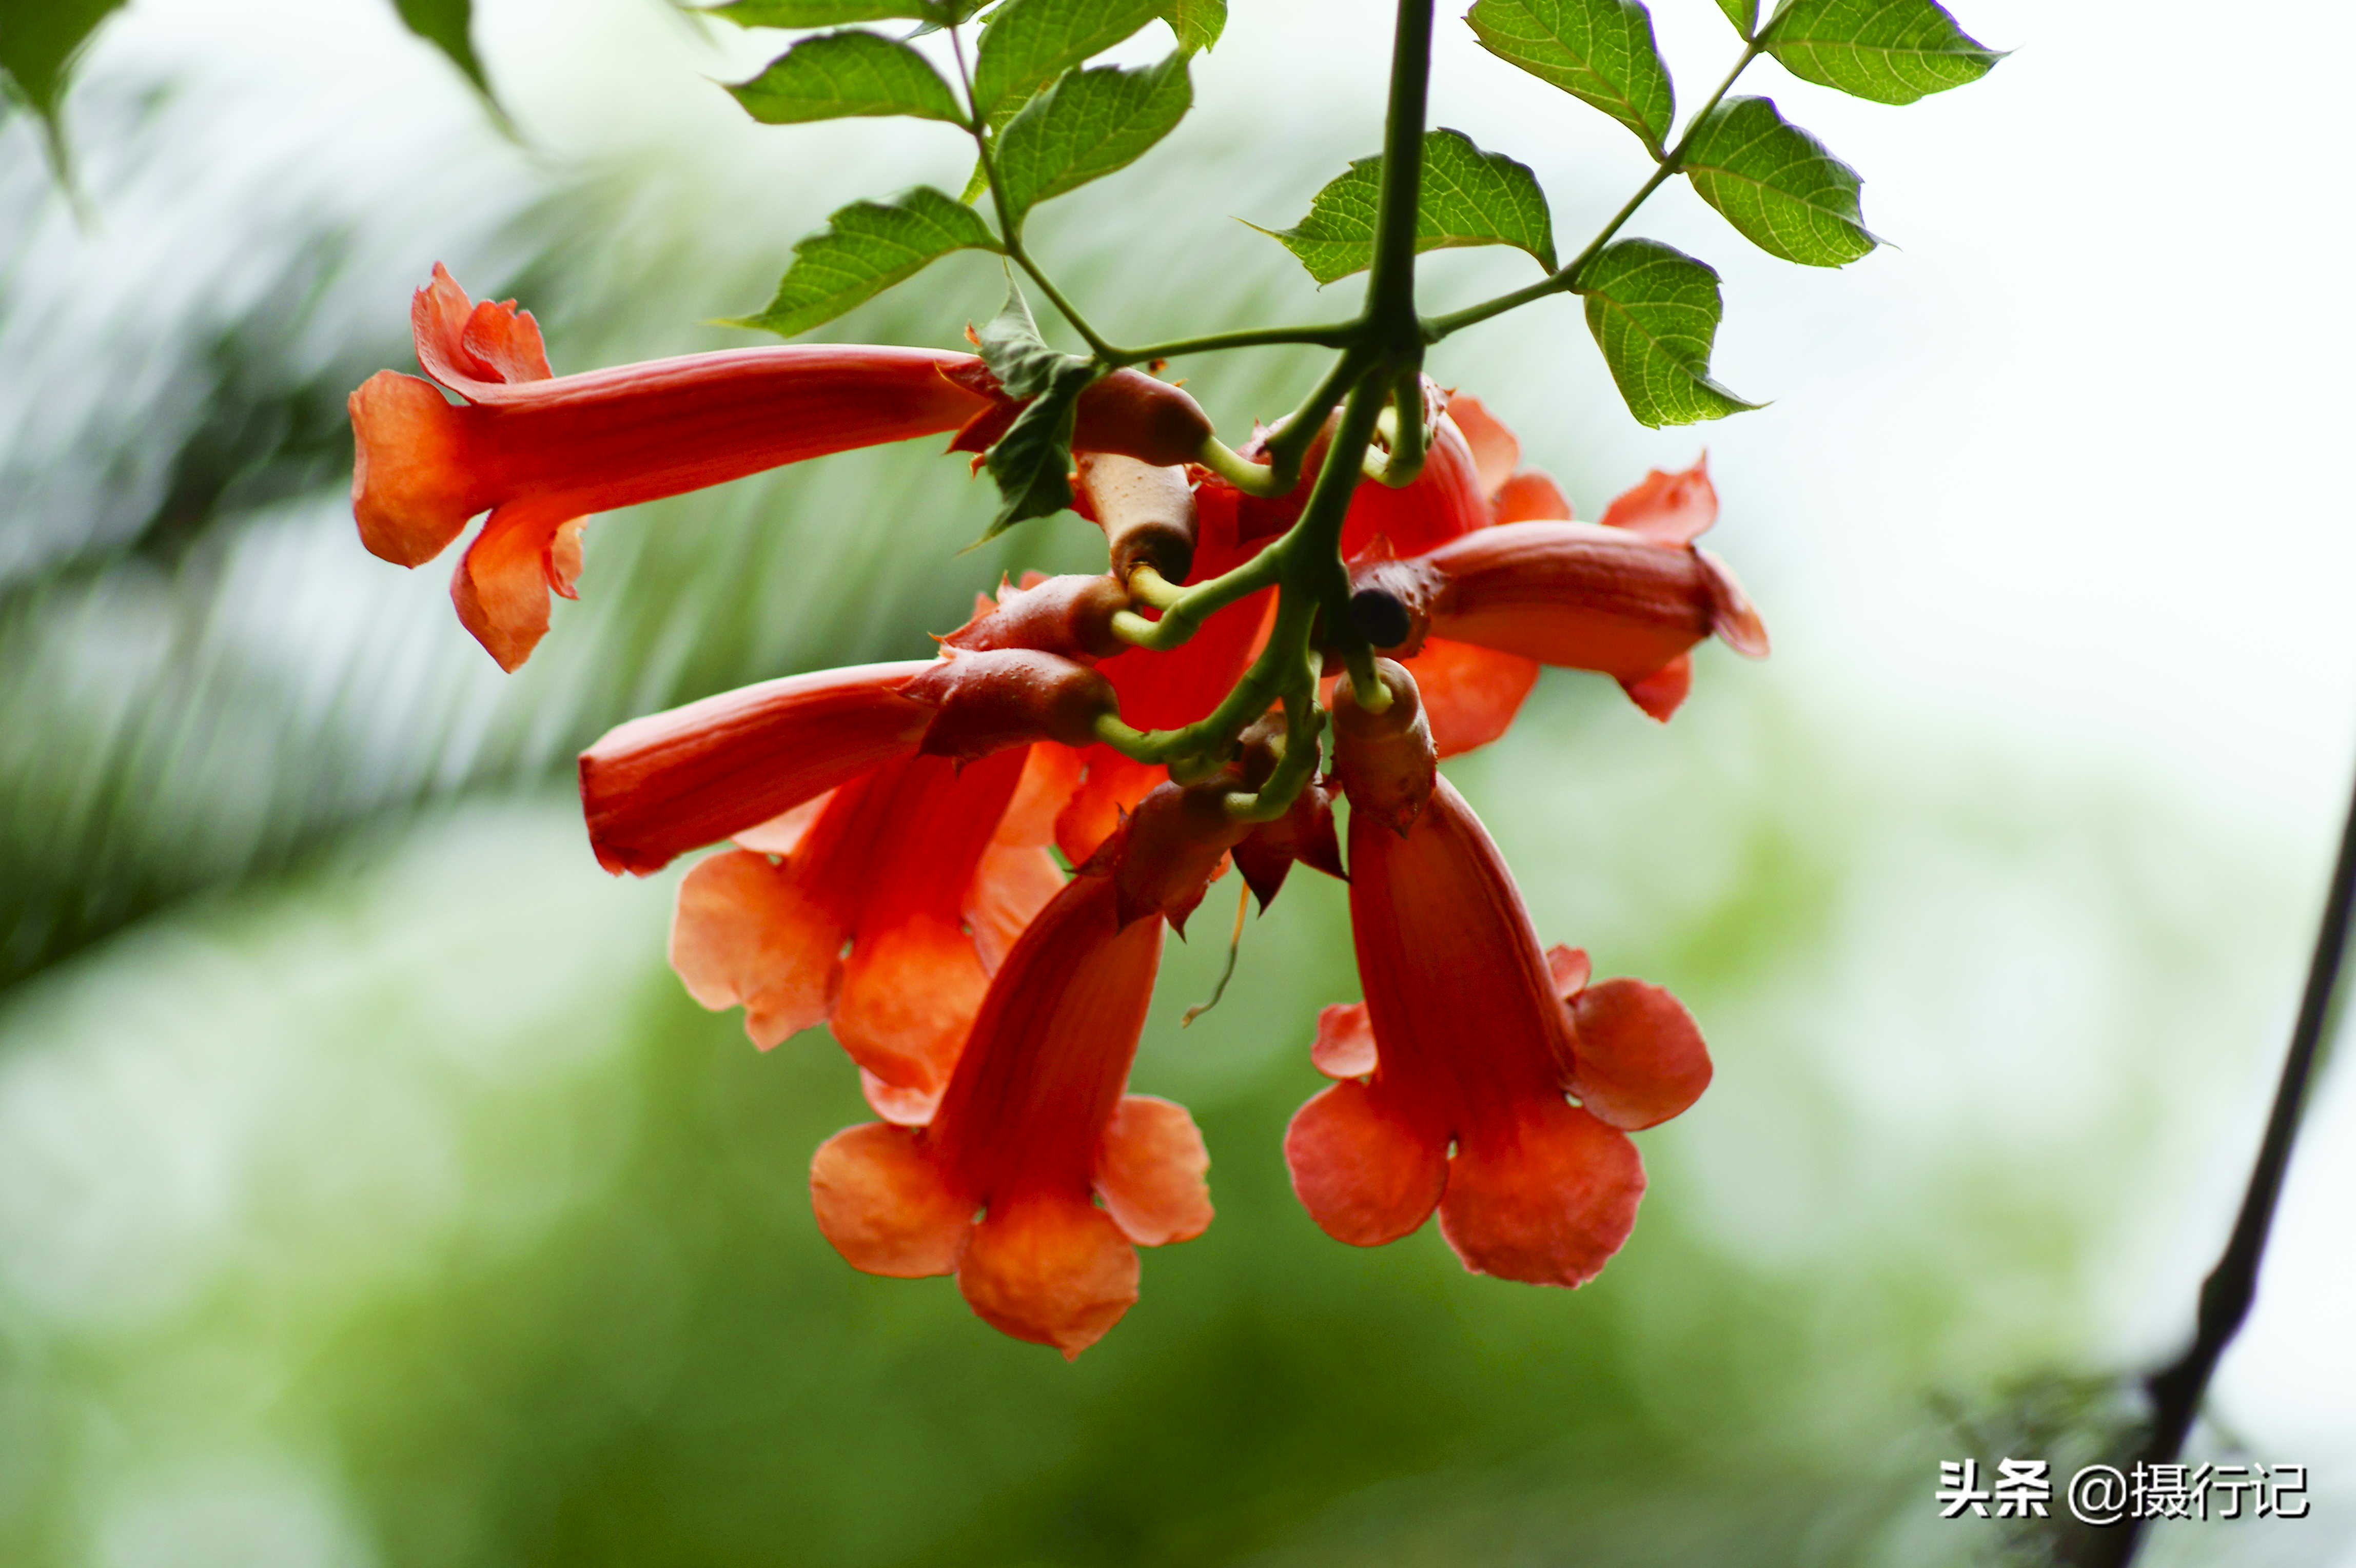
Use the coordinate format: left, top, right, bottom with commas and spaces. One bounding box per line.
351, 267, 1218, 670
808, 781, 1244, 1356
671, 744, 1065, 1122
1285, 663, 1710, 1285
578, 648, 1115, 1116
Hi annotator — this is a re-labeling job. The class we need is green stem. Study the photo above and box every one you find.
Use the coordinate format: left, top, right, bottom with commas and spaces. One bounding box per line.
1097, 375, 1384, 768
1108, 546, 1287, 653
949, 26, 1117, 361
1364, 0, 1436, 350
1426, 42, 1761, 342
1105, 322, 1357, 365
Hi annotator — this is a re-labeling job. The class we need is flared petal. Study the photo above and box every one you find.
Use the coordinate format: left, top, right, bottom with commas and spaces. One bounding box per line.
809, 1121, 972, 1278
580, 661, 935, 875
997, 742, 1087, 847
957, 1191, 1140, 1359
1600, 455, 1716, 545
1443, 391, 1519, 499
860, 1070, 943, 1128
449, 499, 581, 670
1284, 1080, 1449, 1247
1567, 978, 1713, 1131
1309, 1002, 1378, 1080
1401, 636, 1540, 758
732, 792, 831, 855
1544, 943, 1593, 997
349, 370, 487, 567
1697, 547, 1771, 658
1053, 747, 1165, 865
670, 849, 845, 1049
1489, 468, 1573, 524
964, 840, 1067, 973
830, 913, 990, 1112
1436, 1098, 1644, 1286
1618, 654, 1692, 723
1095, 1094, 1213, 1246
410, 263, 554, 399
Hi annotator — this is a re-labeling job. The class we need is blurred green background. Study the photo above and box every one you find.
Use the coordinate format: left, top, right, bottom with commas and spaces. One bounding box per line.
1, 2, 2348, 1565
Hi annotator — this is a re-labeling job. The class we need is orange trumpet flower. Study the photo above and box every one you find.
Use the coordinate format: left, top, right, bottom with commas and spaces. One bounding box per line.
1286, 667, 1710, 1285
809, 782, 1243, 1357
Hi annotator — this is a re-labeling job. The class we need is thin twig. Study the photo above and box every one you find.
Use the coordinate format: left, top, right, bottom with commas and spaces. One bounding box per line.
2081, 744, 2356, 1566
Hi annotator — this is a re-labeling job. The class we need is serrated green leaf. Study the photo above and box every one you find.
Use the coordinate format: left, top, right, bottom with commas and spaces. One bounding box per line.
1713, 0, 1756, 37
975, 282, 1083, 398
707, 0, 979, 25
1159, 0, 1225, 53
1577, 239, 1759, 427
983, 369, 1091, 532
1464, 0, 1675, 158
972, 283, 1095, 531
727, 30, 966, 125
995, 54, 1191, 228
1760, 0, 2001, 105
1682, 95, 1873, 267
971, 0, 1162, 118
731, 188, 1000, 337
0, 0, 125, 162
392, 0, 494, 99
1258, 129, 1556, 287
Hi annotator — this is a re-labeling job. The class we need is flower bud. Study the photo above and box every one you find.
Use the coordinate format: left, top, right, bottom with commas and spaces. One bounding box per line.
1073, 371, 1214, 468
898, 650, 1118, 760
1330, 658, 1436, 835
1074, 453, 1197, 583
942, 573, 1131, 661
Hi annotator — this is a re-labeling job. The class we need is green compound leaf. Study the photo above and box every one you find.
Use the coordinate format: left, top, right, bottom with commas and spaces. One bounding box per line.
1159, 0, 1226, 53
0, 0, 126, 161
1577, 239, 1760, 427
1760, 0, 2002, 106
727, 30, 966, 125
971, 0, 1163, 119
1464, 0, 1675, 159
994, 54, 1192, 229
1682, 96, 1874, 267
392, 0, 494, 99
707, 0, 985, 24
1713, 0, 1757, 37
729, 188, 1001, 337
1258, 129, 1556, 286
974, 283, 1096, 532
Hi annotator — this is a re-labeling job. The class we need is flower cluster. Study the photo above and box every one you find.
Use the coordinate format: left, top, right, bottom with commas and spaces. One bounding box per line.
352, 269, 1767, 1357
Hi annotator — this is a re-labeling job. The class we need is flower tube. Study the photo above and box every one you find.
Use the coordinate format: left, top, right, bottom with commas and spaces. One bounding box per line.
808, 782, 1244, 1357
352, 266, 1000, 668
1285, 664, 1710, 1285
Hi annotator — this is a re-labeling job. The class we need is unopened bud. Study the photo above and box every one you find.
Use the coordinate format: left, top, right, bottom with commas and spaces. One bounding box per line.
1075, 452, 1197, 583
1074, 370, 1214, 469
898, 649, 1117, 760
942, 573, 1130, 661
1330, 658, 1436, 834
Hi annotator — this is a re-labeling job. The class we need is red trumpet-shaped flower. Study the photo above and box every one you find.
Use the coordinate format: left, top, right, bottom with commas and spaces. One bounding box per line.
1354, 423, 1768, 726
352, 266, 1000, 670
578, 649, 1114, 1117
809, 783, 1243, 1357
351, 267, 1218, 671
1285, 665, 1711, 1285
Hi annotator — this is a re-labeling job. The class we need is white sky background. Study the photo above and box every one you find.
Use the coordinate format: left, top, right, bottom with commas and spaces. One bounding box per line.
23, 0, 2355, 1531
